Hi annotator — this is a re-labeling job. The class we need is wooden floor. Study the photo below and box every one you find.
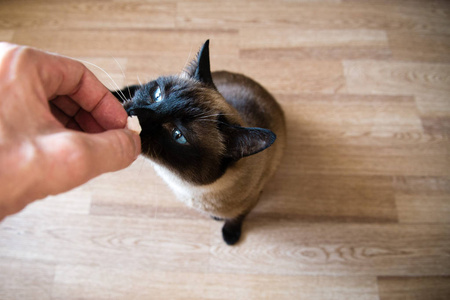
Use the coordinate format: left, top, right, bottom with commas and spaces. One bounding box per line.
1, 0, 450, 299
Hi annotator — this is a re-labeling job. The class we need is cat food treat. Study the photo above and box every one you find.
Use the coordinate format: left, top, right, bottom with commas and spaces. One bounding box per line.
126, 115, 142, 134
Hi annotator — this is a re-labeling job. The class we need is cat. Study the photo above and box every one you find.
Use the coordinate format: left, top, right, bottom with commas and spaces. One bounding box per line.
113, 40, 286, 245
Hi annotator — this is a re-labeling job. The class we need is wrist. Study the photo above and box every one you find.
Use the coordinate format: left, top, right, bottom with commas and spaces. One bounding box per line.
0, 138, 42, 220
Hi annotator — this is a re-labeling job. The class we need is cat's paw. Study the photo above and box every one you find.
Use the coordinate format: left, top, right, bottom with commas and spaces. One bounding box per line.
222, 221, 242, 245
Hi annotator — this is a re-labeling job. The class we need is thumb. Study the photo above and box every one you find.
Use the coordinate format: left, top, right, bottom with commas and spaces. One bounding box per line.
38, 129, 141, 196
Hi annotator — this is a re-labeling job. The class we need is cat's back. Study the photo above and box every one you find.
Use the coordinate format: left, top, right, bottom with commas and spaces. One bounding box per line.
212, 71, 286, 192
212, 71, 285, 135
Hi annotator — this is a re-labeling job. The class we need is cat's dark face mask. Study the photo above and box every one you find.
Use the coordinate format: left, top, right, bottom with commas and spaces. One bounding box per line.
123, 76, 230, 185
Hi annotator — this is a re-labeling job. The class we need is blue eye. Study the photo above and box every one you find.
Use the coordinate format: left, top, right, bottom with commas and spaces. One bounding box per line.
172, 128, 187, 144
154, 87, 162, 102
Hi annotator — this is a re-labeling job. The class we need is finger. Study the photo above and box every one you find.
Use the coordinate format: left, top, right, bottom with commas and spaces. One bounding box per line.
66, 120, 82, 131
50, 95, 80, 117
49, 102, 71, 126
73, 82, 127, 130
37, 129, 141, 196
24, 48, 128, 130
51, 96, 106, 133
49, 102, 99, 132
47, 57, 127, 130
74, 109, 104, 133
49, 103, 82, 131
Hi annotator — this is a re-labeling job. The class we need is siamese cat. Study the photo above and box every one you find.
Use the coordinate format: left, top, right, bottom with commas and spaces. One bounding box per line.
113, 40, 286, 245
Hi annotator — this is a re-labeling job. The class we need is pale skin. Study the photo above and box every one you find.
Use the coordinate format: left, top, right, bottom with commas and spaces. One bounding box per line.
0, 43, 141, 221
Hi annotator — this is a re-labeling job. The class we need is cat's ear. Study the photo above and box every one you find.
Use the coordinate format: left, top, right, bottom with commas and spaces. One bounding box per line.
222, 125, 277, 160
183, 40, 215, 88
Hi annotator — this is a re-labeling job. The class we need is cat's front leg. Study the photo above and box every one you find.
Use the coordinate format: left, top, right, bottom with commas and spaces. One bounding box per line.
222, 214, 247, 245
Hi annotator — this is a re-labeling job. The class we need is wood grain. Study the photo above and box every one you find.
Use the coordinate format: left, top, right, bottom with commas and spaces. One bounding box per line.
0, 1, 176, 30
208, 222, 450, 276
52, 267, 379, 300
343, 61, 450, 97
388, 31, 450, 63
240, 28, 391, 60
12, 29, 239, 58
1, 0, 450, 299
378, 276, 450, 300
0, 258, 55, 300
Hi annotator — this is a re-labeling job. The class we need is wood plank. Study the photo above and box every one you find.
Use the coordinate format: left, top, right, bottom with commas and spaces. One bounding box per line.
421, 115, 450, 136
378, 276, 450, 300
0, 30, 13, 41
208, 223, 450, 276
257, 174, 397, 223
277, 94, 450, 176
416, 95, 450, 115
344, 0, 450, 34
396, 195, 450, 224
0, 258, 55, 300
0, 1, 176, 30
52, 267, 379, 300
18, 185, 92, 217
0, 214, 211, 273
277, 94, 422, 135
177, 1, 450, 34
388, 32, 450, 63
281, 140, 450, 176
240, 28, 391, 60
343, 61, 450, 97
393, 176, 450, 195
239, 60, 345, 94
241, 29, 388, 49
12, 29, 238, 57
394, 176, 450, 224
241, 46, 391, 61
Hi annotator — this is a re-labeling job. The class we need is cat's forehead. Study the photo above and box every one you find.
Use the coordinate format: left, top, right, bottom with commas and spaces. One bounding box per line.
154, 76, 229, 110
131, 75, 242, 125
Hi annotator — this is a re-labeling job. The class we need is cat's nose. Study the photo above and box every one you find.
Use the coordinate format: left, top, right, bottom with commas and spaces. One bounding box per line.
125, 106, 156, 124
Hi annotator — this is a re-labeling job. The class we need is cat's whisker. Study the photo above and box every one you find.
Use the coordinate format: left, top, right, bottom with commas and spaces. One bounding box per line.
196, 113, 238, 120
112, 56, 131, 102
137, 75, 143, 87
76, 58, 128, 103
198, 120, 232, 127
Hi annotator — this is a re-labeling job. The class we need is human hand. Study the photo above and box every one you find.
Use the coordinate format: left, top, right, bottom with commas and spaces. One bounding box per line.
0, 43, 141, 220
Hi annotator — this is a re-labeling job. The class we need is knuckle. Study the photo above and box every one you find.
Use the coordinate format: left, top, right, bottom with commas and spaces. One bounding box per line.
55, 133, 92, 180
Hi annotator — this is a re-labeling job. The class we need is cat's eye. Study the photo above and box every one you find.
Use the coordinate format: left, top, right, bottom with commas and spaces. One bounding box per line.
172, 128, 187, 144
153, 86, 162, 102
